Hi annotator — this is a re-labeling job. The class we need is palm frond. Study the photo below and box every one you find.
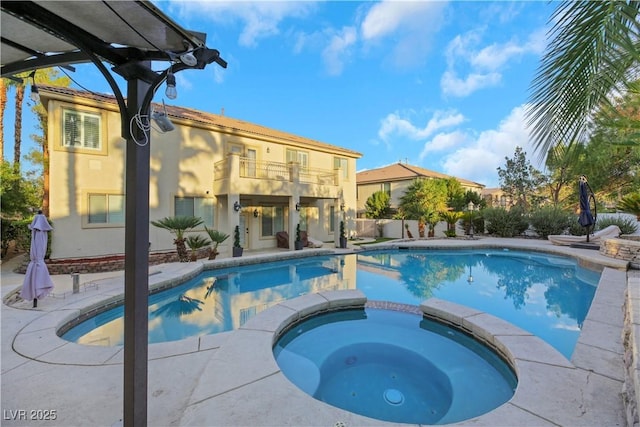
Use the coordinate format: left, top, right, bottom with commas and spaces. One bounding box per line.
527, 1, 640, 157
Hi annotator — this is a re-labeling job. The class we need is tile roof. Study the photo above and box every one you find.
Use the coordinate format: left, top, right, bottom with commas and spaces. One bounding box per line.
356, 162, 484, 188
38, 85, 362, 158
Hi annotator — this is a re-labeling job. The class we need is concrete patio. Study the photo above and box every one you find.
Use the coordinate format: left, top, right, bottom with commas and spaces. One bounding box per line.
1, 237, 634, 426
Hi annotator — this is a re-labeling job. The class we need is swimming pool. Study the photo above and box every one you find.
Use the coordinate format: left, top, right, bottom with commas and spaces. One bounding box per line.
61, 249, 599, 358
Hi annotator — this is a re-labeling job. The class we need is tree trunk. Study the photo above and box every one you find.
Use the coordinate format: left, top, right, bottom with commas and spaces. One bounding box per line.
0, 79, 6, 163
42, 128, 50, 216
175, 237, 188, 262
13, 85, 24, 170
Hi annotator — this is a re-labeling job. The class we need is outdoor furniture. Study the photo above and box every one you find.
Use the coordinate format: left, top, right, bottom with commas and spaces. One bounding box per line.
547, 225, 621, 246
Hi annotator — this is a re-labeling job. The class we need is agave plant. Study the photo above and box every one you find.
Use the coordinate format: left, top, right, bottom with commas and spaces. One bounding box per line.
185, 235, 211, 261
204, 226, 230, 259
617, 193, 640, 220
151, 216, 204, 262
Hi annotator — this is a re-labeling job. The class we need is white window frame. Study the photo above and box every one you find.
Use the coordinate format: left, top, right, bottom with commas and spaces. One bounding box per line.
334, 157, 348, 180
62, 109, 102, 150
286, 148, 308, 168
86, 193, 125, 227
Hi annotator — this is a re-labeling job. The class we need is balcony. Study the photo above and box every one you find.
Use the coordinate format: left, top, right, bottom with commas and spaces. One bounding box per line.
213, 156, 341, 198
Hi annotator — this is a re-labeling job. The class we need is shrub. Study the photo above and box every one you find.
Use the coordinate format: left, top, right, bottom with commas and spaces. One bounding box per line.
596, 215, 639, 235
529, 206, 573, 238
483, 207, 529, 237
233, 225, 242, 248
568, 220, 588, 236
617, 193, 640, 220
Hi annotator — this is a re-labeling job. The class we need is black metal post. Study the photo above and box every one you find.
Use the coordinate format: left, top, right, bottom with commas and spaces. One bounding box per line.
123, 69, 151, 427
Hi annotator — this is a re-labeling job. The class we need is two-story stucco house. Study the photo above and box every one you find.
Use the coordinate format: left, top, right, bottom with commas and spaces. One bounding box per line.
356, 162, 485, 217
40, 86, 361, 260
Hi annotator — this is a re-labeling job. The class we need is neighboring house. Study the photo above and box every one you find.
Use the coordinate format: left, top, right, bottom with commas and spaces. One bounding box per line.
356, 162, 485, 216
482, 188, 513, 209
40, 86, 361, 260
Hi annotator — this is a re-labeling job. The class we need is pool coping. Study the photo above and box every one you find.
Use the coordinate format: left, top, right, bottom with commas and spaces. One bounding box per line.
2, 239, 629, 426
177, 287, 624, 426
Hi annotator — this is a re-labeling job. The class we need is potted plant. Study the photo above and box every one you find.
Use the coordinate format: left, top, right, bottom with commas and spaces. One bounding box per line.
232, 225, 243, 257
204, 227, 230, 260
185, 235, 211, 261
339, 220, 347, 249
294, 223, 304, 250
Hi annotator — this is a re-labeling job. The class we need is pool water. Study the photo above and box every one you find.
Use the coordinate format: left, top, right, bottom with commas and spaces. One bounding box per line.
62, 249, 599, 358
274, 308, 517, 424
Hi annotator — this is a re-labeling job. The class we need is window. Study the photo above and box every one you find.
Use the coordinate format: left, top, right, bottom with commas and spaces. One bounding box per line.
299, 208, 307, 231
88, 194, 125, 224
261, 206, 285, 237
329, 205, 335, 232
63, 109, 101, 149
383, 182, 391, 197
175, 197, 214, 227
286, 149, 308, 168
334, 157, 348, 180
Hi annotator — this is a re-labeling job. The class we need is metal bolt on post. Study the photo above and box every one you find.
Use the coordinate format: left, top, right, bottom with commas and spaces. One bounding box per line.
71, 273, 80, 294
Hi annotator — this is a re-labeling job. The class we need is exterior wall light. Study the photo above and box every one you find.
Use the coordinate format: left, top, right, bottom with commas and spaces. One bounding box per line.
253, 209, 259, 218
295, 202, 301, 211
234, 201, 242, 212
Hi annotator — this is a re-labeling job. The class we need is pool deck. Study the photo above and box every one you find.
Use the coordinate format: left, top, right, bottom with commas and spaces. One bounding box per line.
0, 237, 634, 426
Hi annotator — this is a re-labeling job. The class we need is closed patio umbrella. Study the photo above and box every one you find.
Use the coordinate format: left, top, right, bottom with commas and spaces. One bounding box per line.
20, 211, 54, 308
578, 175, 596, 242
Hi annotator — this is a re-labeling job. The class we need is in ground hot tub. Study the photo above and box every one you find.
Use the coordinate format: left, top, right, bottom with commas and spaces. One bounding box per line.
273, 307, 517, 425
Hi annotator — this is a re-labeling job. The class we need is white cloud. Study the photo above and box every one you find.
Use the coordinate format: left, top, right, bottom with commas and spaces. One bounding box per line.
419, 131, 469, 160
168, 1, 316, 48
360, 1, 447, 69
440, 70, 502, 98
360, 1, 439, 40
378, 110, 465, 142
472, 29, 547, 70
440, 105, 539, 187
322, 27, 358, 76
442, 26, 547, 97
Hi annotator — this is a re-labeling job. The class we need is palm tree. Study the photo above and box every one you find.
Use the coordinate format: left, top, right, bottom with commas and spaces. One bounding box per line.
0, 79, 6, 163
204, 226, 229, 259
151, 216, 203, 262
441, 210, 463, 237
423, 209, 440, 238
527, 1, 640, 156
31, 69, 71, 216
10, 73, 29, 172
185, 235, 211, 261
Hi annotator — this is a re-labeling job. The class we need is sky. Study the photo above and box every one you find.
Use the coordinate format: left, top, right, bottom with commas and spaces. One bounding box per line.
3, 0, 556, 188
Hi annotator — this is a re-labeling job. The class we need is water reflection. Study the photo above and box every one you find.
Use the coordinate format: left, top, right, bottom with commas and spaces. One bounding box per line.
64, 250, 598, 357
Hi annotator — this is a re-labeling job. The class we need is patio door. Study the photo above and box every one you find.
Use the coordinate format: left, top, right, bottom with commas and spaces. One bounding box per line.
239, 212, 250, 249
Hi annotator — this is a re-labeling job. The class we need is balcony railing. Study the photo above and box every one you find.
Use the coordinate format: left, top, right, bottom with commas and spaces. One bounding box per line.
214, 157, 338, 186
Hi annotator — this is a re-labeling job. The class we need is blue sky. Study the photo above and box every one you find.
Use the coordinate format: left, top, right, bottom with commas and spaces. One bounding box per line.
3, 1, 555, 188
